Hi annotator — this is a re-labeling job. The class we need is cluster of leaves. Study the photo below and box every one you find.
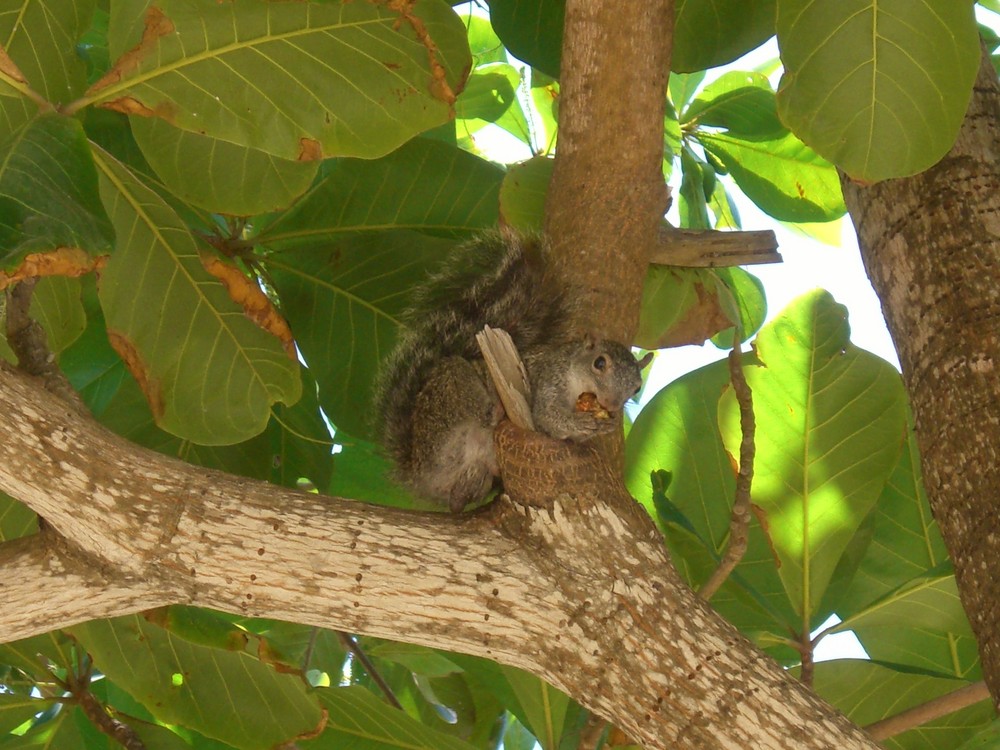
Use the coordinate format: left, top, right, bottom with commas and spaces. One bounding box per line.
0, 0, 996, 749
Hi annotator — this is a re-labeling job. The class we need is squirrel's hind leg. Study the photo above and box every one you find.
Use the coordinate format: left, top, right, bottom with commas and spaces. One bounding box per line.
410, 357, 503, 512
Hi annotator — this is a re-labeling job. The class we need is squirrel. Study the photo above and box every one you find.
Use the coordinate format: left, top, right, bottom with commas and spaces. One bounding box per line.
373, 230, 652, 512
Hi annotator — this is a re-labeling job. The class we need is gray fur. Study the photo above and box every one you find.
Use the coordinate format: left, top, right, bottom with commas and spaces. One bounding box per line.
372, 231, 647, 511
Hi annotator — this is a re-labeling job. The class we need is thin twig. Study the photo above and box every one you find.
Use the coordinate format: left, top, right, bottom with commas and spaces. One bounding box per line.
337, 632, 402, 710
698, 333, 755, 600
5, 280, 88, 412
865, 680, 991, 740
68, 655, 147, 750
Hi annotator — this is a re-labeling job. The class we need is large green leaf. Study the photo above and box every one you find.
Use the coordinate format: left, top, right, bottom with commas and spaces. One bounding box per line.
488, 0, 563, 78
267, 230, 454, 439
93, 144, 301, 445
303, 686, 479, 750
776, 0, 980, 181
0, 693, 50, 735
0, 114, 113, 264
0, 0, 93, 142
674, 0, 775, 73
832, 564, 971, 637
328, 435, 430, 509
130, 117, 319, 216
718, 290, 908, 619
70, 615, 324, 750
30, 276, 86, 354
698, 130, 845, 222
80, 0, 471, 161
625, 357, 801, 639
259, 138, 504, 246
831, 418, 949, 618
812, 660, 993, 750
683, 71, 785, 138
96, 364, 331, 489
0, 494, 36, 541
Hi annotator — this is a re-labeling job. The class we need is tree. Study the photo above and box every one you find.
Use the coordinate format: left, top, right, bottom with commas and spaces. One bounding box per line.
0, 1, 996, 749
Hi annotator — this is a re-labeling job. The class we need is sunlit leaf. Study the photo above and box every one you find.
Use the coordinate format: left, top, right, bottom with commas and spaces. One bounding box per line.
776, 0, 980, 181
674, 0, 775, 73
82, 0, 471, 161
718, 290, 908, 619
698, 130, 845, 222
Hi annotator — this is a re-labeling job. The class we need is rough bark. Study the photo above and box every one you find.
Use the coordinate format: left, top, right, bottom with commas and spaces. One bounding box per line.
842, 51, 1000, 703
544, 0, 672, 342
0, 366, 881, 750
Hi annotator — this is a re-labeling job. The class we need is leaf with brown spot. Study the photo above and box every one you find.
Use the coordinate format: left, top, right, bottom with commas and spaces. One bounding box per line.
0, 45, 27, 85
199, 250, 296, 360
297, 137, 322, 162
93, 144, 300, 445
106, 329, 165, 420
0, 114, 113, 265
86, 6, 176, 95
77, 0, 470, 160
0, 248, 100, 291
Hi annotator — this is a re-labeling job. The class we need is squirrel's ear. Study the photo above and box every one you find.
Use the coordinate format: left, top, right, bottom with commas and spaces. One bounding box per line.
635, 351, 654, 369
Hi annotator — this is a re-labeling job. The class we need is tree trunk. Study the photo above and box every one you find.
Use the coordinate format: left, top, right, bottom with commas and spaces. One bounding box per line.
842, 50, 1000, 704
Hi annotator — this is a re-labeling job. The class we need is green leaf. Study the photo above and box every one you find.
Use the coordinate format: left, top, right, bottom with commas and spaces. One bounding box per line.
82, 0, 471, 161
669, 71, 707, 112
698, 130, 845, 222
833, 563, 971, 636
488, 0, 564, 78
465, 14, 507, 65
131, 117, 319, 216
0, 630, 76, 681
0, 0, 92, 100
776, 0, 980, 181
303, 686, 479, 750
498, 156, 553, 231
0, 114, 113, 264
0, 693, 50, 734
679, 147, 711, 229
709, 267, 766, 347
328, 435, 430, 509
0, 493, 36, 542
625, 357, 800, 639
0, 0, 93, 144
70, 615, 324, 750
673, 0, 775, 73
683, 71, 785, 138
832, 419, 946, 614
30, 277, 86, 354
259, 138, 503, 246
812, 660, 993, 750
93, 144, 301, 445
455, 64, 520, 123
268, 231, 453, 439
365, 643, 462, 679
718, 290, 908, 619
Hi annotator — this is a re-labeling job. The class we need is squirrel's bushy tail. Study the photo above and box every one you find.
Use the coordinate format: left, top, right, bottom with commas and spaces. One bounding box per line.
373, 231, 567, 471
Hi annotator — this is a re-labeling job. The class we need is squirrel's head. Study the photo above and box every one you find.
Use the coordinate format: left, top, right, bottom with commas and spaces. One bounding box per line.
571, 337, 653, 413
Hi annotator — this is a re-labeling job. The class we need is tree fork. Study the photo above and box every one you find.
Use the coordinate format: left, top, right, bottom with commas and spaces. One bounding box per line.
842, 49, 1000, 705
0, 366, 883, 750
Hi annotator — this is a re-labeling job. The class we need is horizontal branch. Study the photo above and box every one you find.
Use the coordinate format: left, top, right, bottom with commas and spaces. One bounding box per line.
865, 681, 991, 740
0, 366, 881, 750
655, 226, 782, 267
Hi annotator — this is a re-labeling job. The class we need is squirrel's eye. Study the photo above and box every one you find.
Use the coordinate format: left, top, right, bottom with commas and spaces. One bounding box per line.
593, 355, 607, 371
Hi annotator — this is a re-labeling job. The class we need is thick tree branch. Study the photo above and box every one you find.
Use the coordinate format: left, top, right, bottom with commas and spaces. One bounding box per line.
842, 48, 1000, 703
0, 366, 882, 750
